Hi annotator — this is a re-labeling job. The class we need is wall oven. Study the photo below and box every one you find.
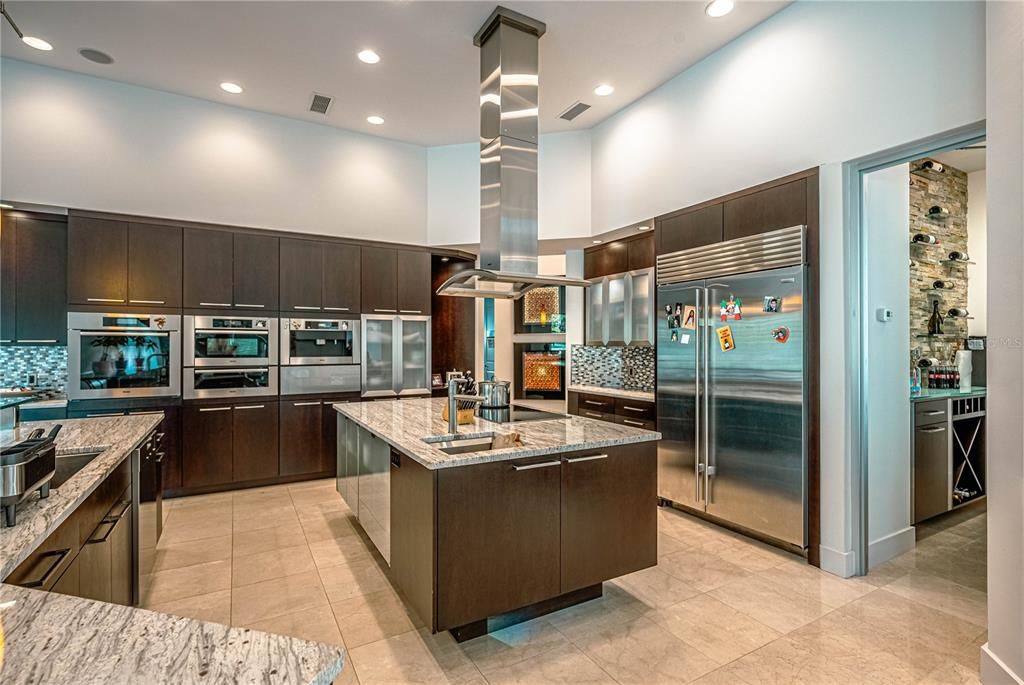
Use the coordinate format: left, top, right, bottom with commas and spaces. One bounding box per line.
184, 316, 278, 368
184, 367, 277, 400
280, 318, 360, 365
68, 313, 181, 400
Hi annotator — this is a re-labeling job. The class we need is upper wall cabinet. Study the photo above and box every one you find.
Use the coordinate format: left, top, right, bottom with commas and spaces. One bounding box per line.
182, 228, 278, 310
69, 216, 182, 307
723, 178, 808, 241
280, 238, 361, 314
584, 233, 653, 280
360, 247, 431, 316
1, 216, 67, 345
656, 204, 723, 255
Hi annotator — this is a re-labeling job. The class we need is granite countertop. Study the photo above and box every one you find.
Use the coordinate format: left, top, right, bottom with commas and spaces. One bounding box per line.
0, 396, 36, 411
335, 397, 661, 470
0, 583, 344, 685
568, 385, 656, 402
0, 415, 161, 580
911, 386, 987, 402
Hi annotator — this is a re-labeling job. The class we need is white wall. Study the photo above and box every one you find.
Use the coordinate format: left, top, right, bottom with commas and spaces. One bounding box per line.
967, 170, 987, 336
426, 130, 592, 246
863, 164, 913, 567
982, 2, 1024, 682
589, 1, 985, 233
0, 59, 427, 244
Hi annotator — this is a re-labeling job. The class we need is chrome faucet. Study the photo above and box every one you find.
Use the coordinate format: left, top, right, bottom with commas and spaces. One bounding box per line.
448, 378, 484, 434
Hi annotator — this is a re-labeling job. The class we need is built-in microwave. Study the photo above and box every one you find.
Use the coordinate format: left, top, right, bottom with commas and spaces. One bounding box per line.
68, 312, 181, 400
184, 316, 278, 368
280, 318, 360, 365
183, 366, 278, 400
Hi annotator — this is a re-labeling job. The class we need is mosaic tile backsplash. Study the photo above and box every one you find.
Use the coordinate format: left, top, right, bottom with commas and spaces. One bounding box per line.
0, 345, 68, 398
570, 345, 655, 392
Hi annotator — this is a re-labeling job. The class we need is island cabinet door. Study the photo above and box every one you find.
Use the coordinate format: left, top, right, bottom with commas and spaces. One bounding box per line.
436, 456, 562, 630
561, 442, 658, 593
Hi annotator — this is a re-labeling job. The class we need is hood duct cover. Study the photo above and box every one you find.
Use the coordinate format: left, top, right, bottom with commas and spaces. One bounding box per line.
437, 6, 589, 300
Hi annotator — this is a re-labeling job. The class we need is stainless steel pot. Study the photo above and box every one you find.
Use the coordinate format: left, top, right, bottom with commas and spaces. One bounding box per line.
478, 380, 511, 408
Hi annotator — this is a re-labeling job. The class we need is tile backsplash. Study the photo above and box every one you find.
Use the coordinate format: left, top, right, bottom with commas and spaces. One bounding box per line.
570, 345, 655, 392
0, 345, 68, 398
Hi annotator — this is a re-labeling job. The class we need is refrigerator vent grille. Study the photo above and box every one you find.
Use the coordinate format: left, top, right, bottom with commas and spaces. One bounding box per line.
657, 225, 805, 285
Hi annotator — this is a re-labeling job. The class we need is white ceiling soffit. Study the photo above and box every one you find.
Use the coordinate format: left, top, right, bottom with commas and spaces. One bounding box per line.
0, 1, 789, 146
931, 146, 986, 174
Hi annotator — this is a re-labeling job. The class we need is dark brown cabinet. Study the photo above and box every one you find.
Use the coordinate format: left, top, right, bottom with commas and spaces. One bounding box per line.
233, 233, 279, 309
279, 399, 324, 476
628, 234, 655, 271
183, 228, 233, 308
723, 178, 807, 241
436, 456, 562, 629
360, 246, 398, 313
233, 402, 279, 481
657, 204, 724, 255
584, 241, 628, 279
148, 406, 182, 492
389, 450, 435, 630
3, 217, 68, 344
280, 238, 324, 311
77, 498, 132, 605
561, 444, 657, 592
323, 243, 361, 313
182, 405, 234, 487
127, 223, 182, 307
280, 239, 361, 314
68, 216, 128, 305
396, 249, 431, 315
183, 229, 277, 309
568, 391, 656, 430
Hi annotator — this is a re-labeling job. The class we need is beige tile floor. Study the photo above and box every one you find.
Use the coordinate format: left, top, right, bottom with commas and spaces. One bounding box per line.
142, 481, 987, 685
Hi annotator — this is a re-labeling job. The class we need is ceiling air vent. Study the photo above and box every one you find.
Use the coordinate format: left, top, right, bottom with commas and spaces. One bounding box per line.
559, 100, 591, 122
309, 92, 334, 115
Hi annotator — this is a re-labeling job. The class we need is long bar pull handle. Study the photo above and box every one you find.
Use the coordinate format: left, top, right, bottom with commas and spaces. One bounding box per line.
198, 406, 231, 413
695, 288, 702, 503
922, 410, 945, 416
565, 454, 608, 464
512, 460, 561, 471
235, 404, 265, 410
622, 406, 648, 413
293, 306, 321, 311
622, 419, 647, 427
87, 297, 125, 303
292, 401, 322, 407
323, 307, 350, 311
234, 303, 265, 308
919, 426, 947, 433
198, 302, 232, 307
19, 548, 71, 588
129, 299, 166, 305
16, 339, 58, 344
582, 411, 603, 419
399, 310, 422, 314
583, 400, 606, 406
703, 287, 711, 504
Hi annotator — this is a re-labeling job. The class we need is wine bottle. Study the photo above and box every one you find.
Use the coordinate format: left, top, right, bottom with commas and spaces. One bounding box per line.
933, 280, 958, 290
927, 301, 944, 335
917, 357, 940, 368
913, 233, 938, 244
928, 205, 950, 219
948, 251, 970, 262
921, 160, 945, 173
947, 308, 969, 318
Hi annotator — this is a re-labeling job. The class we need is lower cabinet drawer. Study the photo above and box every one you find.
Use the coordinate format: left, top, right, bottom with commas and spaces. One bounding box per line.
614, 414, 656, 431
614, 398, 655, 421
578, 408, 616, 423
577, 393, 616, 414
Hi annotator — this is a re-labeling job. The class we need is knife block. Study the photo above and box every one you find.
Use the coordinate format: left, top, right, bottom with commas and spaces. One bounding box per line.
441, 404, 476, 426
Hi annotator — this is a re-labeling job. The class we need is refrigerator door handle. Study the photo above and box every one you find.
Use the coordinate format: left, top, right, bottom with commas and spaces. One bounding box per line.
694, 287, 703, 502
703, 287, 711, 506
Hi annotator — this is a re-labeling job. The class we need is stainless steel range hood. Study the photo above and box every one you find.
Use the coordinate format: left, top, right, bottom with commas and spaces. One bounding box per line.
436, 6, 589, 300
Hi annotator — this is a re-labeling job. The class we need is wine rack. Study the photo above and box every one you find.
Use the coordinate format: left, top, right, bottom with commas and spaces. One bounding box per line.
951, 397, 985, 508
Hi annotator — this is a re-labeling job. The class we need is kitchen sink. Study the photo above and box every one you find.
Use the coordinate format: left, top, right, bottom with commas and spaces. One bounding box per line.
422, 433, 498, 455
52, 451, 104, 489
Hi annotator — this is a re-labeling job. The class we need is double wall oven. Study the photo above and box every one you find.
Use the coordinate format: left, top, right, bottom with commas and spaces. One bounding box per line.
280, 317, 361, 395
68, 313, 181, 401
183, 316, 278, 399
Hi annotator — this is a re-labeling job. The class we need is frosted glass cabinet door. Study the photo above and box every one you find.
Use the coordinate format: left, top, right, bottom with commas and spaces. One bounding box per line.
587, 281, 605, 344
607, 275, 627, 345
362, 317, 396, 396
399, 318, 431, 395
630, 270, 654, 345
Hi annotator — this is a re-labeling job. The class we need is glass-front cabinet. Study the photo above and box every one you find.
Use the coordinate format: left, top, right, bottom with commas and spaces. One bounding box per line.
585, 268, 654, 346
361, 314, 431, 398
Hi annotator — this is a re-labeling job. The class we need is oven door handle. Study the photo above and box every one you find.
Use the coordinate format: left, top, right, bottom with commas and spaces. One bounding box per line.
193, 367, 270, 374
193, 328, 270, 335
76, 331, 169, 337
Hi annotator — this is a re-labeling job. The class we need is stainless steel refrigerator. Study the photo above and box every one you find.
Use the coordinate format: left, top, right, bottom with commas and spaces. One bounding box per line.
361, 314, 432, 398
656, 225, 807, 549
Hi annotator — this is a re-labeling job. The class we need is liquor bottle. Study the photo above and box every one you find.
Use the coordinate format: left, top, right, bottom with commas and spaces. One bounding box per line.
921, 160, 945, 173
948, 251, 970, 262
928, 301, 944, 335
947, 308, 969, 318
912, 233, 938, 244
932, 280, 958, 290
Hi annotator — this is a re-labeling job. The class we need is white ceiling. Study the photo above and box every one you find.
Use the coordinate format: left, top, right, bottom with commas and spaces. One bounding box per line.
932, 146, 986, 174
1, 1, 789, 146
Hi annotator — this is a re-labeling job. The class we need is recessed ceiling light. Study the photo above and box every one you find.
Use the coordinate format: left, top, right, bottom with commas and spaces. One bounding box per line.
22, 36, 52, 51
0, 203, 13, 209
637, 225, 651, 231
593, 84, 614, 97
358, 49, 380, 64
592, 239, 602, 244
220, 82, 243, 94
705, 0, 734, 18
367, 115, 384, 125
79, 48, 113, 64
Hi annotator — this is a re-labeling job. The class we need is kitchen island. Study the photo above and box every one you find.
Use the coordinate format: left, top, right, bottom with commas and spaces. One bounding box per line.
335, 398, 661, 641
1, 416, 345, 685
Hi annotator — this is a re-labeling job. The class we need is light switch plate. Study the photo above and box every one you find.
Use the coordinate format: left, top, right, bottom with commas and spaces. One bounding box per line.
876, 307, 894, 323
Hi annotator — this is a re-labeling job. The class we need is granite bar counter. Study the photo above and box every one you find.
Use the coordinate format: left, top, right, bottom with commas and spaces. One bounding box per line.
334, 397, 661, 469
0, 583, 344, 685
911, 386, 986, 402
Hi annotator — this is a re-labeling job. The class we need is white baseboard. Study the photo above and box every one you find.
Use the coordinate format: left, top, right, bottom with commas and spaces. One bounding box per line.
819, 544, 857, 578
868, 526, 916, 569
981, 643, 1024, 685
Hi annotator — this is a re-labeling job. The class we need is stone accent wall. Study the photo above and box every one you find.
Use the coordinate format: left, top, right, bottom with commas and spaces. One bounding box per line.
909, 158, 970, 368
570, 345, 655, 392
